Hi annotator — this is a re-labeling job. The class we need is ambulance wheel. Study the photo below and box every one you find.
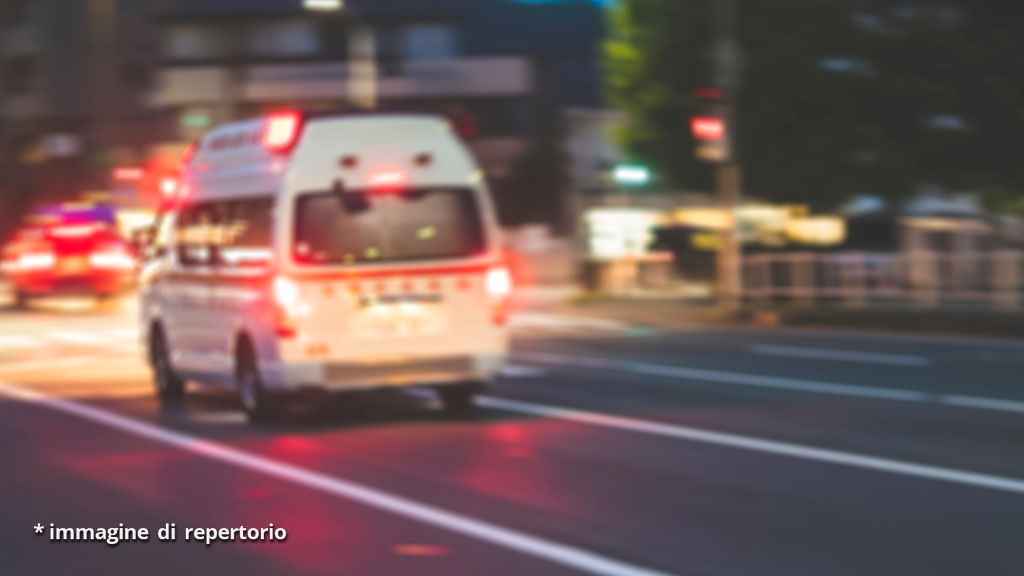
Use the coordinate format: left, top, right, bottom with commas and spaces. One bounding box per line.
237, 340, 276, 423
151, 327, 185, 402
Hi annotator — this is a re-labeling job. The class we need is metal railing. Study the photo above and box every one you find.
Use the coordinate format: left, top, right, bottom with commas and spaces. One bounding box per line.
743, 251, 1024, 311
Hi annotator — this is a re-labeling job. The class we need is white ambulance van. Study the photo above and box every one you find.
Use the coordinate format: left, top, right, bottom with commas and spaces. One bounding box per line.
140, 111, 510, 422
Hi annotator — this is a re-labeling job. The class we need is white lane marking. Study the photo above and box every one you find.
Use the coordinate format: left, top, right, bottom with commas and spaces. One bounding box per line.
477, 396, 1024, 496
48, 331, 104, 345
509, 313, 629, 331
188, 412, 249, 425
0, 357, 96, 373
750, 345, 931, 367
517, 351, 927, 401
500, 365, 547, 378
0, 335, 38, 349
746, 326, 1024, 351
943, 395, 1024, 413
5, 329, 139, 350
0, 382, 673, 576
514, 351, 1024, 415
103, 328, 140, 339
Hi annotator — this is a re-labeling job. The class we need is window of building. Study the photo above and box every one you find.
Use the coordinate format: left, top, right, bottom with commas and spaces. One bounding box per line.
247, 20, 320, 57
121, 62, 151, 89
317, 20, 349, 59
850, 12, 883, 32
163, 25, 229, 61
4, 56, 35, 95
469, 98, 531, 138
4, 0, 33, 27
927, 114, 967, 132
400, 24, 457, 61
373, 25, 404, 75
818, 57, 874, 76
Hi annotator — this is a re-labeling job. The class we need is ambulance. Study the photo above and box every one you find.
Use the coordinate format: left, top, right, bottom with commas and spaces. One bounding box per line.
139, 111, 510, 421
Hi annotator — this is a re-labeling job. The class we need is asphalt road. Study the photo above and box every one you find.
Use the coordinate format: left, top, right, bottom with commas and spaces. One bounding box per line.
2, 296, 1024, 575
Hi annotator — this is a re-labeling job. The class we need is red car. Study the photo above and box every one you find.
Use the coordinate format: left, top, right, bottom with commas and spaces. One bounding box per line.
2, 221, 136, 307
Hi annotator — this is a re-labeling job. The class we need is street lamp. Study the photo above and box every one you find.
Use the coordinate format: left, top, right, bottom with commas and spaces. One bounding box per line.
303, 0, 344, 12
303, 0, 377, 109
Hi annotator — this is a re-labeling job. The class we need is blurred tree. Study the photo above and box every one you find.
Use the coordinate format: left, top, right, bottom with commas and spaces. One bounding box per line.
980, 186, 1024, 217
605, 0, 1024, 211
492, 54, 571, 231
493, 120, 570, 229
604, 0, 714, 194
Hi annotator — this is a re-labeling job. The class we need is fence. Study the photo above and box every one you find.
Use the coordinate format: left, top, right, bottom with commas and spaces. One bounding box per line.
743, 251, 1024, 311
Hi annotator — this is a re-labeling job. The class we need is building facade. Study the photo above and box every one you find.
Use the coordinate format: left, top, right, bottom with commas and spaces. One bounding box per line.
149, 0, 605, 222
1, 0, 605, 233
0, 0, 164, 233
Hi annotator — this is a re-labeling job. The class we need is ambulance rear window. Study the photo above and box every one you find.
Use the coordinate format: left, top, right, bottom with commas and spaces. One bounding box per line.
293, 187, 485, 265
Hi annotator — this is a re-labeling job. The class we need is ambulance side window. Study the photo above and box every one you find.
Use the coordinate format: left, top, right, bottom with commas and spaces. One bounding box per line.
217, 198, 274, 269
175, 202, 219, 267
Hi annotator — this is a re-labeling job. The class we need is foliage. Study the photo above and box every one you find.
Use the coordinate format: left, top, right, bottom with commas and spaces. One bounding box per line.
604, 0, 1024, 211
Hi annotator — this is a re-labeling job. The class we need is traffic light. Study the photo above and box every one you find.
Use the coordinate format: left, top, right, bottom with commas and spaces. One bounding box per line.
691, 115, 730, 163
690, 116, 725, 141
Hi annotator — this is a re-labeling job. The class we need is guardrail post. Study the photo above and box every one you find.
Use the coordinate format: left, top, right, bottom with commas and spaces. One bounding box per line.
843, 252, 866, 308
909, 250, 939, 309
761, 254, 773, 302
992, 250, 1020, 311
793, 252, 815, 303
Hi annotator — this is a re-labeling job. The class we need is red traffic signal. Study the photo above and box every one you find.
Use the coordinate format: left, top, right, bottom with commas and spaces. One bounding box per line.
691, 116, 725, 141
694, 87, 723, 99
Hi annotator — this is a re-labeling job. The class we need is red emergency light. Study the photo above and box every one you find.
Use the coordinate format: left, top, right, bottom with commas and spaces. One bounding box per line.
368, 169, 407, 189
691, 116, 726, 141
263, 111, 305, 154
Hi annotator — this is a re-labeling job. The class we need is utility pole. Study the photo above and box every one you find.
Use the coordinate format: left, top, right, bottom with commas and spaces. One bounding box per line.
303, 1, 377, 109
712, 0, 743, 311
348, 23, 378, 109
225, 23, 246, 122
86, 0, 118, 161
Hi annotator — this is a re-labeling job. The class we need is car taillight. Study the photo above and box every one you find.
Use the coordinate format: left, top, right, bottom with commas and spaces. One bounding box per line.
89, 250, 135, 270
486, 267, 512, 298
272, 275, 300, 338
486, 267, 512, 325
50, 224, 96, 238
263, 111, 304, 155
